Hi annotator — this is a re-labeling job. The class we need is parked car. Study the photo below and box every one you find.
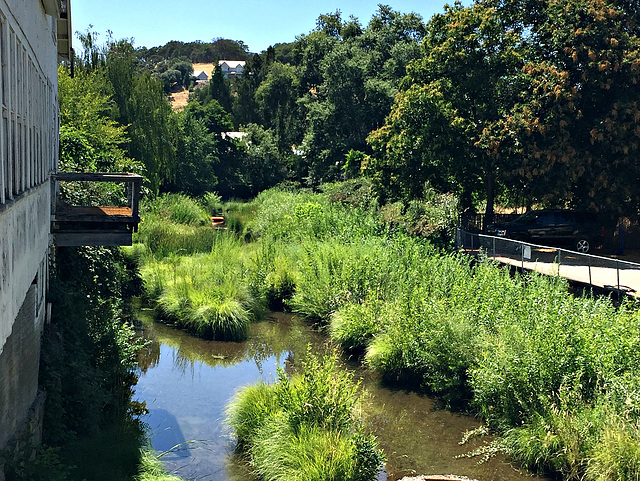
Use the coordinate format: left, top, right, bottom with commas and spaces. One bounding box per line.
485, 209, 602, 253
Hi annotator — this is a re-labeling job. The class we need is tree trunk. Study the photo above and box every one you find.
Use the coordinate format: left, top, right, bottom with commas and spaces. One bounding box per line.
484, 173, 495, 228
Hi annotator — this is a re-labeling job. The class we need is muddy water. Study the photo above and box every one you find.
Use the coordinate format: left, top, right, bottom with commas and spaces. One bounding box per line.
134, 311, 548, 481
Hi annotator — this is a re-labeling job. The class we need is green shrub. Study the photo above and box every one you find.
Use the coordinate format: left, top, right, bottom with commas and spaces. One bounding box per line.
226, 349, 384, 481
365, 296, 476, 407
202, 192, 223, 215
330, 299, 394, 353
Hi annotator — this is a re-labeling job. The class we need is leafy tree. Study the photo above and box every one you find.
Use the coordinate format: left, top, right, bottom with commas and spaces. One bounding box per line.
168, 112, 220, 196
159, 68, 182, 93
505, 0, 640, 215
75, 26, 109, 73
294, 6, 426, 185
255, 62, 301, 153
166, 100, 247, 198
236, 123, 288, 195
368, 1, 525, 221
106, 40, 177, 193
136, 38, 250, 64
58, 66, 128, 168
209, 64, 233, 112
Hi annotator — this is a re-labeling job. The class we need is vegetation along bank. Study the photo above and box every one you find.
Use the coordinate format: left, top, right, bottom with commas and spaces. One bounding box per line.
131, 183, 640, 481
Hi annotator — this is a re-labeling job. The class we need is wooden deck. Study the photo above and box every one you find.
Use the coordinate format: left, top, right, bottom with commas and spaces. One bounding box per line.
54, 205, 135, 221
491, 254, 640, 296
51, 173, 142, 246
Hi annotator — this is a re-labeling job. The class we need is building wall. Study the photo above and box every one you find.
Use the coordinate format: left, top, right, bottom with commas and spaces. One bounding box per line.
0, 0, 59, 454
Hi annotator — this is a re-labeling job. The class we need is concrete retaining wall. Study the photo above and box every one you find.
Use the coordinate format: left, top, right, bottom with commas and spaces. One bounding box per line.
0, 0, 59, 464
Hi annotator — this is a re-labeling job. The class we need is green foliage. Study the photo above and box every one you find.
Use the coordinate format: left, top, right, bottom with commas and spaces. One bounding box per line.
226, 349, 383, 481
141, 237, 260, 341
202, 192, 223, 215
136, 450, 183, 481
136, 39, 250, 65
255, 62, 301, 154
236, 123, 289, 196
320, 178, 378, 210
330, 299, 394, 353
245, 188, 381, 242
130, 183, 640, 480
3, 447, 72, 481
248, 240, 300, 310
146, 193, 209, 225
42, 246, 143, 445
107, 40, 177, 193
586, 414, 640, 481
135, 194, 219, 257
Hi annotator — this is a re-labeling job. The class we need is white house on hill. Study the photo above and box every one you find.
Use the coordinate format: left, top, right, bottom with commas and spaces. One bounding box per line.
193, 70, 208, 83
218, 60, 245, 79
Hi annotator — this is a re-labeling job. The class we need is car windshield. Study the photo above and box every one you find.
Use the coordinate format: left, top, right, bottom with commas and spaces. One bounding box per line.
512, 211, 539, 224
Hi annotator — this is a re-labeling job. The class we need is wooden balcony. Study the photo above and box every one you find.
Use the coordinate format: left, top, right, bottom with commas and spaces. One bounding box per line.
51, 172, 143, 247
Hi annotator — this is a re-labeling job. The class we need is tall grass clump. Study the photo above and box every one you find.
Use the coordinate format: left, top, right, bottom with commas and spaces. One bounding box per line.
247, 239, 301, 311
246, 188, 381, 243
136, 450, 183, 481
140, 233, 262, 341
227, 348, 384, 481
136, 193, 221, 257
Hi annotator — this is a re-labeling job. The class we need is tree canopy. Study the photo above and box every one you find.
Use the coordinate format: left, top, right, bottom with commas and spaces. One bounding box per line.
68, 1, 640, 216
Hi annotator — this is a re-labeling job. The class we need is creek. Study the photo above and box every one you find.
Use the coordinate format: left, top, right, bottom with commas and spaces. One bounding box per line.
134, 310, 549, 481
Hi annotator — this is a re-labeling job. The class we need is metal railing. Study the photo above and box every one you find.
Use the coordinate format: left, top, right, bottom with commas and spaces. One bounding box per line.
456, 228, 640, 297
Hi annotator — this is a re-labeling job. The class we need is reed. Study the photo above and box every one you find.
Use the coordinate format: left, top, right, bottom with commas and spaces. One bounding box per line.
136, 450, 183, 481
141, 234, 262, 341
226, 348, 384, 481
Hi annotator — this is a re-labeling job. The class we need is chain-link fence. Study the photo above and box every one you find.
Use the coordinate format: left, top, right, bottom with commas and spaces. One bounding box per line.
456, 228, 640, 296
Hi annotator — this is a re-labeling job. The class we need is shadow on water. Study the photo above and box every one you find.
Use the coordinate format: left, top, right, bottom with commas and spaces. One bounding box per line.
134, 310, 549, 481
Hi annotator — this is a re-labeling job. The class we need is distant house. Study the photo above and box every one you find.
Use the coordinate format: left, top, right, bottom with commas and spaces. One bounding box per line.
218, 60, 246, 79
192, 70, 208, 83
222, 131, 248, 140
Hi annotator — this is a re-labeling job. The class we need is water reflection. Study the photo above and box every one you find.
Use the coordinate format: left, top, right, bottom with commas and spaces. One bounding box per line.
134, 312, 548, 481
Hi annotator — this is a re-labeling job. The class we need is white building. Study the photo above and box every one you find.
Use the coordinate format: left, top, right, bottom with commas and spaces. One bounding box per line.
192, 69, 208, 83
218, 60, 245, 79
0, 0, 70, 474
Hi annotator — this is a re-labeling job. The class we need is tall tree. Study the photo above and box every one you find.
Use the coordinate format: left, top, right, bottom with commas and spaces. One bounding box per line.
368, 1, 524, 221
209, 64, 233, 113
106, 40, 176, 193
506, 0, 640, 215
255, 62, 301, 153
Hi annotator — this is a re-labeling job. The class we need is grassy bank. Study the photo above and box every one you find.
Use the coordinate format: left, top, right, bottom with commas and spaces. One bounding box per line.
134, 183, 640, 480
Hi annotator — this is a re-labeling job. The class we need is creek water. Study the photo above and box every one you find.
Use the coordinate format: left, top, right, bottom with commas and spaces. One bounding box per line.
134, 310, 548, 481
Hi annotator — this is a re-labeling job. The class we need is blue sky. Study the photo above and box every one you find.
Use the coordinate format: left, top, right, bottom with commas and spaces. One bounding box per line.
72, 0, 449, 53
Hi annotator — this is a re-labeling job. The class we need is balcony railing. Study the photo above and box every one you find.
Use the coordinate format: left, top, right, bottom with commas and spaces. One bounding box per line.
51, 172, 143, 247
